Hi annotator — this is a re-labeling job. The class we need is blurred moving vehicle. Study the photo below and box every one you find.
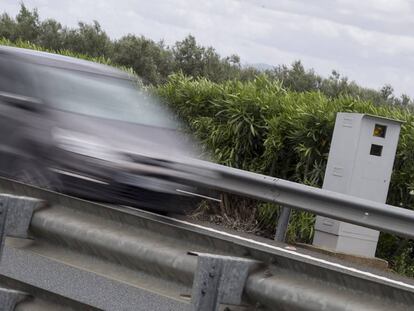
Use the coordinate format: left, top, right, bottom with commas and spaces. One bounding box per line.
0, 46, 212, 213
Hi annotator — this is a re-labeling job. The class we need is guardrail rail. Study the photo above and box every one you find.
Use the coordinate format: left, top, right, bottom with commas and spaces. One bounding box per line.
0, 177, 413, 310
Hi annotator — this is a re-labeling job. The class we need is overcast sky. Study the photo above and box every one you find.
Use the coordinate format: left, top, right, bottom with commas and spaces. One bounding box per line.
3, 0, 414, 97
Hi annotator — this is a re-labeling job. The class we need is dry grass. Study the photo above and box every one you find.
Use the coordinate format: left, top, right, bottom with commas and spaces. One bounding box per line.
189, 195, 274, 238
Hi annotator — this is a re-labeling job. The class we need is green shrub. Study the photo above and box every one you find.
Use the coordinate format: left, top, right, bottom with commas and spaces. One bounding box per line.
157, 73, 414, 273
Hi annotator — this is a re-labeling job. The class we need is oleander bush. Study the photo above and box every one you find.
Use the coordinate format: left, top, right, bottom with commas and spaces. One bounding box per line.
156, 73, 414, 276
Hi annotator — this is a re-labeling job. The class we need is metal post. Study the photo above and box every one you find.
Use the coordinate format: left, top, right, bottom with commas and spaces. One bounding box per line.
0, 288, 28, 311
275, 207, 291, 242
189, 252, 261, 311
0, 195, 42, 259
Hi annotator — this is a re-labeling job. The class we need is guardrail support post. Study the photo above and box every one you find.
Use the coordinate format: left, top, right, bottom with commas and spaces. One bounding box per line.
0, 288, 29, 311
189, 252, 261, 311
275, 206, 291, 242
0, 195, 42, 309
0, 195, 43, 259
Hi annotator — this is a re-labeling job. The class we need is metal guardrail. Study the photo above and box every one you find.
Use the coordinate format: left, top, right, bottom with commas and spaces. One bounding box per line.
0, 178, 413, 310
159, 157, 414, 240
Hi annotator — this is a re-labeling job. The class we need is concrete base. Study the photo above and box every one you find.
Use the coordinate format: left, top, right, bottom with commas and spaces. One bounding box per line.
297, 242, 389, 271
313, 215, 380, 258
313, 230, 379, 258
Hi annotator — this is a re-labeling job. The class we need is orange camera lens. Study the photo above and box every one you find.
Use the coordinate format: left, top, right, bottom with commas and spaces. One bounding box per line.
373, 124, 387, 138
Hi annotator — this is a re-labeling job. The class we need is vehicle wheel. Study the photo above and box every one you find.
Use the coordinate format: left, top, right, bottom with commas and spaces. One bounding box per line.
12, 163, 61, 191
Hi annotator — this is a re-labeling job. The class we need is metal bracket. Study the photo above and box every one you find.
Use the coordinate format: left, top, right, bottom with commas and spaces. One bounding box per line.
0, 288, 29, 311
0, 195, 43, 259
189, 252, 261, 311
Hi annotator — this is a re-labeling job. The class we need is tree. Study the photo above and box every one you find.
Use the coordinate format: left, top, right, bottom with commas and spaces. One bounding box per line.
62, 21, 111, 57
319, 70, 351, 98
15, 4, 40, 42
112, 35, 174, 85
226, 54, 240, 66
238, 66, 261, 82
380, 84, 394, 101
37, 19, 63, 51
395, 94, 411, 106
173, 35, 205, 77
266, 61, 322, 92
0, 13, 17, 41
172, 35, 242, 82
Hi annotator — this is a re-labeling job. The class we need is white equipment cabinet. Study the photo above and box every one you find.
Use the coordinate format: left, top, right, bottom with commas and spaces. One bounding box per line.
313, 113, 402, 257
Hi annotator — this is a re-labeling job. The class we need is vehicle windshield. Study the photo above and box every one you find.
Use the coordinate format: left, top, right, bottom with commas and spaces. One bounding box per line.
32, 65, 179, 129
